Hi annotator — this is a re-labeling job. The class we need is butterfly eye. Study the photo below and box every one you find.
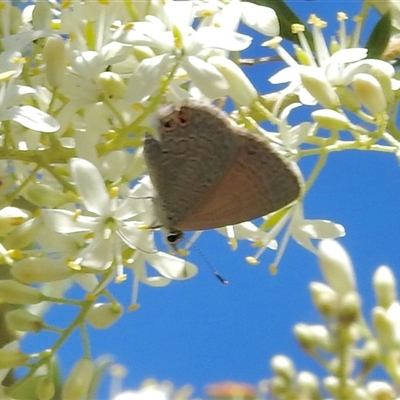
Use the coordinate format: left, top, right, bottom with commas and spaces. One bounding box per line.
161, 117, 177, 131
166, 230, 183, 245
176, 108, 192, 127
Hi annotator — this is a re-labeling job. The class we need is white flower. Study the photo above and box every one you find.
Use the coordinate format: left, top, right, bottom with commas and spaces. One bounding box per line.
248, 203, 345, 270
42, 159, 197, 291
0, 51, 59, 133
117, 2, 255, 102
267, 14, 399, 110
194, 0, 279, 37
42, 158, 154, 270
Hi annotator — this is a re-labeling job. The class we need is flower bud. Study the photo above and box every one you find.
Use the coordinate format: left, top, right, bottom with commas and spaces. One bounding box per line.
310, 282, 338, 317
35, 376, 55, 400
42, 36, 67, 88
0, 206, 30, 236
338, 292, 361, 325
0, 349, 29, 369
294, 324, 332, 352
32, 1, 51, 30
372, 306, 397, 349
367, 381, 395, 400
11, 257, 73, 283
298, 66, 340, 109
336, 86, 361, 111
207, 56, 257, 106
369, 62, 396, 103
62, 358, 94, 400
352, 73, 387, 115
269, 376, 288, 397
270, 355, 295, 381
97, 71, 126, 99
0, 280, 43, 304
323, 376, 357, 397
6, 309, 43, 333
4, 218, 39, 249
133, 46, 156, 61
317, 240, 356, 295
24, 183, 75, 208
373, 265, 397, 308
360, 340, 380, 370
311, 109, 350, 131
86, 302, 123, 329
8, 6, 22, 35
296, 371, 319, 396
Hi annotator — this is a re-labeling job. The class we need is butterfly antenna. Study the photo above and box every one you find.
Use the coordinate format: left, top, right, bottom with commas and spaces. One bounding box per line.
193, 244, 228, 285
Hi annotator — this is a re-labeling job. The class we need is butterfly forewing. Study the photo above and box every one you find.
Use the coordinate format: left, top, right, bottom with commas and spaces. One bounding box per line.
143, 101, 301, 233
175, 129, 301, 231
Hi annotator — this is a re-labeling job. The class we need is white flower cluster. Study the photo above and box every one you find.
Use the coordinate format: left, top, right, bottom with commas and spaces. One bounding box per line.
268, 240, 400, 400
0, 1, 288, 396
0, 0, 399, 397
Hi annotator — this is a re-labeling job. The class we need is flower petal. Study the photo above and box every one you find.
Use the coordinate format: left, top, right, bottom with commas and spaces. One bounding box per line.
42, 209, 99, 233
196, 26, 252, 51
5, 105, 60, 132
70, 158, 111, 216
240, 3, 279, 36
125, 54, 172, 103
146, 251, 197, 280
182, 56, 229, 98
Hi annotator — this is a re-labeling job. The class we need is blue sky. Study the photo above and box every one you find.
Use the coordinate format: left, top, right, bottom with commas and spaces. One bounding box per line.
22, 0, 400, 397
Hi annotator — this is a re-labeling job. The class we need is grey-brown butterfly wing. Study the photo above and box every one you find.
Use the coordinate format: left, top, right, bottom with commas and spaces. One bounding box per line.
144, 101, 301, 232
143, 102, 240, 231
174, 128, 301, 231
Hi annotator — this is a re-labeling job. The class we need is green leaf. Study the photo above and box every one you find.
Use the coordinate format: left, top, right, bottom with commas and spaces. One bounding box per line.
366, 12, 392, 59
242, 0, 314, 50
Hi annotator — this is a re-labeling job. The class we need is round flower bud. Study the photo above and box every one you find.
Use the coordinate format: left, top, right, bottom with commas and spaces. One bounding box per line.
269, 376, 288, 397
338, 291, 361, 325
42, 36, 67, 88
270, 355, 295, 380
97, 72, 126, 99
309, 282, 339, 317
294, 324, 333, 352
323, 376, 357, 397
317, 240, 356, 295
311, 109, 350, 131
35, 376, 55, 400
0, 349, 29, 369
296, 371, 319, 395
62, 358, 94, 400
352, 73, 387, 115
133, 46, 156, 61
367, 381, 395, 400
373, 265, 397, 308
0, 280, 43, 304
298, 66, 340, 109
6, 309, 43, 333
360, 340, 380, 369
11, 257, 73, 284
86, 302, 123, 329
